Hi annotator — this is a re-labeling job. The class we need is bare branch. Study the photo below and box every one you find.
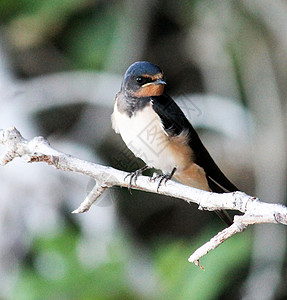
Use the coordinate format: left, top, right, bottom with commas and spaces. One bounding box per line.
188, 221, 247, 270
72, 183, 108, 214
1, 127, 287, 268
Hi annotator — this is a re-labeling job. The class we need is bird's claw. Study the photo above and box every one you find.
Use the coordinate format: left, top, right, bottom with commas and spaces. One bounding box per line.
124, 170, 141, 193
156, 174, 172, 192
151, 167, 177, 192
124, 165, 149, 193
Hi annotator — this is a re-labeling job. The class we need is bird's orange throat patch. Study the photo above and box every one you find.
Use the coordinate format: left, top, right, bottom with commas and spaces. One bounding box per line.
133, 83, 165, 97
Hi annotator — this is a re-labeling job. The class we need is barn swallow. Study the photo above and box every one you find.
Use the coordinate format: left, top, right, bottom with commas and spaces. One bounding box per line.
112, 61, 238, 225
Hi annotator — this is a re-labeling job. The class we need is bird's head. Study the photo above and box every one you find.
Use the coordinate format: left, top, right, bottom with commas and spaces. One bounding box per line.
121, 61, 166, 97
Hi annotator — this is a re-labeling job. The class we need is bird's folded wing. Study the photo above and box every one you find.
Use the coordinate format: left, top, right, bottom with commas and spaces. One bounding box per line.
151, 93, 238, 193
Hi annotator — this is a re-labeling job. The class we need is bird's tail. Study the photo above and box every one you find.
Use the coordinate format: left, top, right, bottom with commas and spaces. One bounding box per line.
207, 177, 237, 226
214, 210, 233, 226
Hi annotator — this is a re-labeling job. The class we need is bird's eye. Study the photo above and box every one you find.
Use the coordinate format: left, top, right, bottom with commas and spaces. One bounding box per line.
136, 76, 144, 84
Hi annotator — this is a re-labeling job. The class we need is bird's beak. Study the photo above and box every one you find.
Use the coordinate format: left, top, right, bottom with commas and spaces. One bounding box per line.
154, 79, 166, 85
142, 79, 166, 88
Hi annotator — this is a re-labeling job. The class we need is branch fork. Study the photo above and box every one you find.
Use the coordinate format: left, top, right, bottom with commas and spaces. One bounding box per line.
1, 127, 287, 268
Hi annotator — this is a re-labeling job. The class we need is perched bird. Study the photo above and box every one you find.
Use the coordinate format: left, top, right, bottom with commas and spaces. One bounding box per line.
112, 61, 238, 225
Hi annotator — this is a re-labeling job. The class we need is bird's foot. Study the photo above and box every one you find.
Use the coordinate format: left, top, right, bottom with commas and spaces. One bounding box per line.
124, 165, 149, 192
151, 167, 177, 192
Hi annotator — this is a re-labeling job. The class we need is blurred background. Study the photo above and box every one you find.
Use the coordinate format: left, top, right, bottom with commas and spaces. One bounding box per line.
0, 0, 287, 299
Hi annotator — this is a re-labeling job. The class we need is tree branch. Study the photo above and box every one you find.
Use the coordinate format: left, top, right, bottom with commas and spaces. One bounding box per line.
1, 127, 287, 268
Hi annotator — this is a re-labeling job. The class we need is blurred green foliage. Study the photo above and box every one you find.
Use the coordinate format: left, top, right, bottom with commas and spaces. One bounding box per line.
12, 224, 251, 300
155, 227, 251, 300
64, 5, 120, 70
0, 0, 90, 23
12, 227, 138, 300
0, 0, 120, 70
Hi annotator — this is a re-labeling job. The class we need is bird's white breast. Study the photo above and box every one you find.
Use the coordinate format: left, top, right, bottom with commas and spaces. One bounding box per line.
112, 102, 192, 173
